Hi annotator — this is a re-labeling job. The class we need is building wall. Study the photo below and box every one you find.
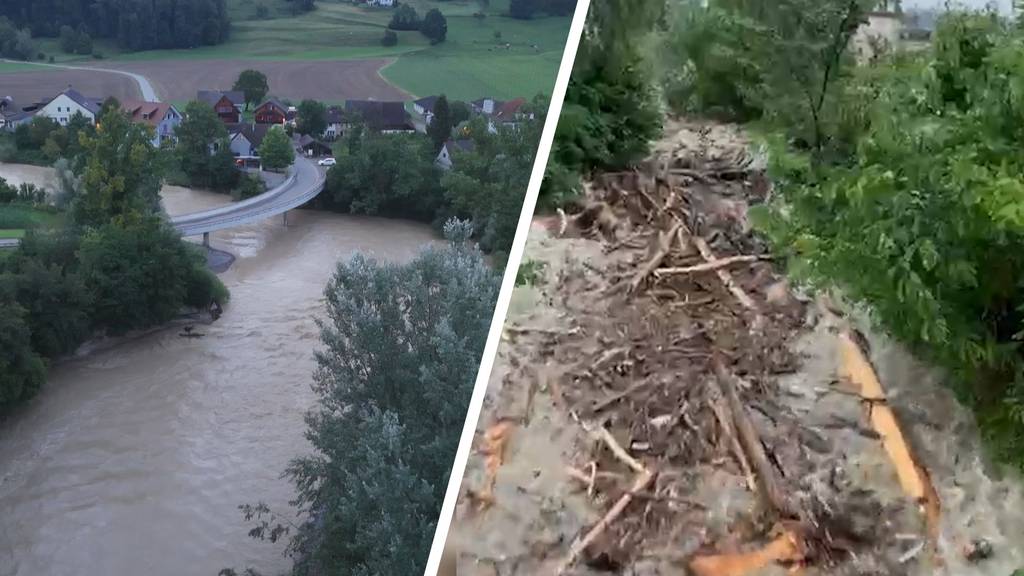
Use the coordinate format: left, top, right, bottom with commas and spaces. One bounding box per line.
39, 94, 95, 126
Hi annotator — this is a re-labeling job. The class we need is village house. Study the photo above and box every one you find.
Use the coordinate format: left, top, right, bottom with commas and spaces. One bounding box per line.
366, 0, 396, 6
435, 138, 475, 170
344, 100, 415, 133
413, 95, 439, 125
198, 90, 245, 123
37, 87, 101, 126
487, 97, 528, 132
471, 97, 501, 116
296, 134, 333, 157
120, 100, 182, 147
254, 99, 289, 125
324, 106, 344, 140
226, 123, 272, 159
0, 97, 32, 132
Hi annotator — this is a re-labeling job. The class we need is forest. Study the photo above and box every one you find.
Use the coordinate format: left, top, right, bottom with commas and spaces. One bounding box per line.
0, 0, 230, 51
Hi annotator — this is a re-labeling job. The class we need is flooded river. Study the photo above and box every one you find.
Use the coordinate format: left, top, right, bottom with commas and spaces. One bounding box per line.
0, 164, 438, 575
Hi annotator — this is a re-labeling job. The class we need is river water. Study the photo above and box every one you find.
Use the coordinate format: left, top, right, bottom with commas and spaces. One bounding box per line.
0, 164, 439, 576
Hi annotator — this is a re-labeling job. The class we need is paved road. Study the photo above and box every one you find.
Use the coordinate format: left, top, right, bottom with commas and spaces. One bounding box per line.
1, 59, 160, 102
172, 156, 326, 238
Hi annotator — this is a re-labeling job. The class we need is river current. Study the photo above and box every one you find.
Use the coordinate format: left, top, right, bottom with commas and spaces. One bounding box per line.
0, 164, 438, 575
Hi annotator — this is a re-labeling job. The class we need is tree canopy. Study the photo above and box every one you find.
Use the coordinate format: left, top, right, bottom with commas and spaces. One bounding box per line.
259, 126, 295, 171
233, 70, 270, 110
427, 95, 453, 150
175, 101, 239, 191
296, 99, 327, 137
0, 0, 230, 51
389, 5, 420, 30
421, 8, 448, 44
283, 220, 499, 575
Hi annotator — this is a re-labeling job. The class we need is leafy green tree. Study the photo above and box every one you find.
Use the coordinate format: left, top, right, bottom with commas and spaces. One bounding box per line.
296, 99, 327, 137
381, 29, 398, 46
0, 298, 46, 412
542, 0, 664, 206
59, 24, 77, 53
258, 126, 294, 171
427, 94, 453, 150
78, 216, 220, 335
176, 100, 238, 190
235, 173, 265, 200
421, 8, 447, 43
233, 69, 270, 110
388, 5, 421, 30
509, 0, 536, 19
282, 220, 499, 575
324, 132, 442, 219
73, 108, 164, 227
75, 24, 93, 54
442, 105, 543, 259
5, 258, 92, 358
450, 100, 471, 126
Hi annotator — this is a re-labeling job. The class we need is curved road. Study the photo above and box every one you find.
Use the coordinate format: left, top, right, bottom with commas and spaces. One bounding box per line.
1, 58, 160, 102
172, 157, 326, 238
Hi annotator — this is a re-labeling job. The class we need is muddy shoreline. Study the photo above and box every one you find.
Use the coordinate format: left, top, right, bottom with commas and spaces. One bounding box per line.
448, 120, 1024, 576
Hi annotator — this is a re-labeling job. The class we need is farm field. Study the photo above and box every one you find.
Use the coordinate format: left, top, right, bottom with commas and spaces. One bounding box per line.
0, 0, 571, 102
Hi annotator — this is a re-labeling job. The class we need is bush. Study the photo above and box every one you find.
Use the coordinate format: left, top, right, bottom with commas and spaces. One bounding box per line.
540, 0, 664, 208
388, 5, 421, 31
753, 14, 1024, 469
234, 173, 265, 200
381, 29, 398, 47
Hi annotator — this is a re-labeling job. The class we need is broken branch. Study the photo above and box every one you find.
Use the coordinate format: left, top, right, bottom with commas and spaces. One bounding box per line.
654, 254, 771, 277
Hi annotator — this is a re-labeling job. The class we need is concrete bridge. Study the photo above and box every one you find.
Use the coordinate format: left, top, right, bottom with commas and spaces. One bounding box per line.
0, 157, 326, 250
171, 156, 326, 244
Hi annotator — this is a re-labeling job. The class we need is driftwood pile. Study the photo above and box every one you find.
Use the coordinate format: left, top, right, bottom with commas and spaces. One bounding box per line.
535, 124, 937, 576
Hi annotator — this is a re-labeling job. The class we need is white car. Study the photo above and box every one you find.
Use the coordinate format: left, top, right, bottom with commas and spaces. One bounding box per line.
318, 157, 337, 167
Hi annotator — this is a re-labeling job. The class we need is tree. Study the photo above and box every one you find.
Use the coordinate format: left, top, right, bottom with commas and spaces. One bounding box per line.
296, 99, 327, 137
324, 132, 442, 219
282, 220, 499, 575
421, 8, 448, 44
258, 125, 294, 171
381, 29, 398, 46
427, 95, 453, 150
509, 0, 537, 19
542, 0, 664, 206
175, 100, 238, 190
233, 69, 269, 110
450, 100, 471, 125
75, 25, 93, 55
0, 298, 46, 412
6, 258, 92, 358
78, 216, 223, 335
73, 107, 164, 227
389, 5, 421, 30
59, 24, 77, 53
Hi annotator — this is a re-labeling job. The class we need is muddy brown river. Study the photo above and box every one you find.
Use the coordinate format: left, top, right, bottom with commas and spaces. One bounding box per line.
0, 164, 438, 575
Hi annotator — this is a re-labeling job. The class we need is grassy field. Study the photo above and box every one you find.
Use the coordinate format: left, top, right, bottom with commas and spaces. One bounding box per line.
0, 204, 63, 238
10, 0, 571, 101
0, 229, 26, 238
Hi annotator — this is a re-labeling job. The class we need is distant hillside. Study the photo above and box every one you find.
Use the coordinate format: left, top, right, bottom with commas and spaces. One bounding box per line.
0, 0, 231, 51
